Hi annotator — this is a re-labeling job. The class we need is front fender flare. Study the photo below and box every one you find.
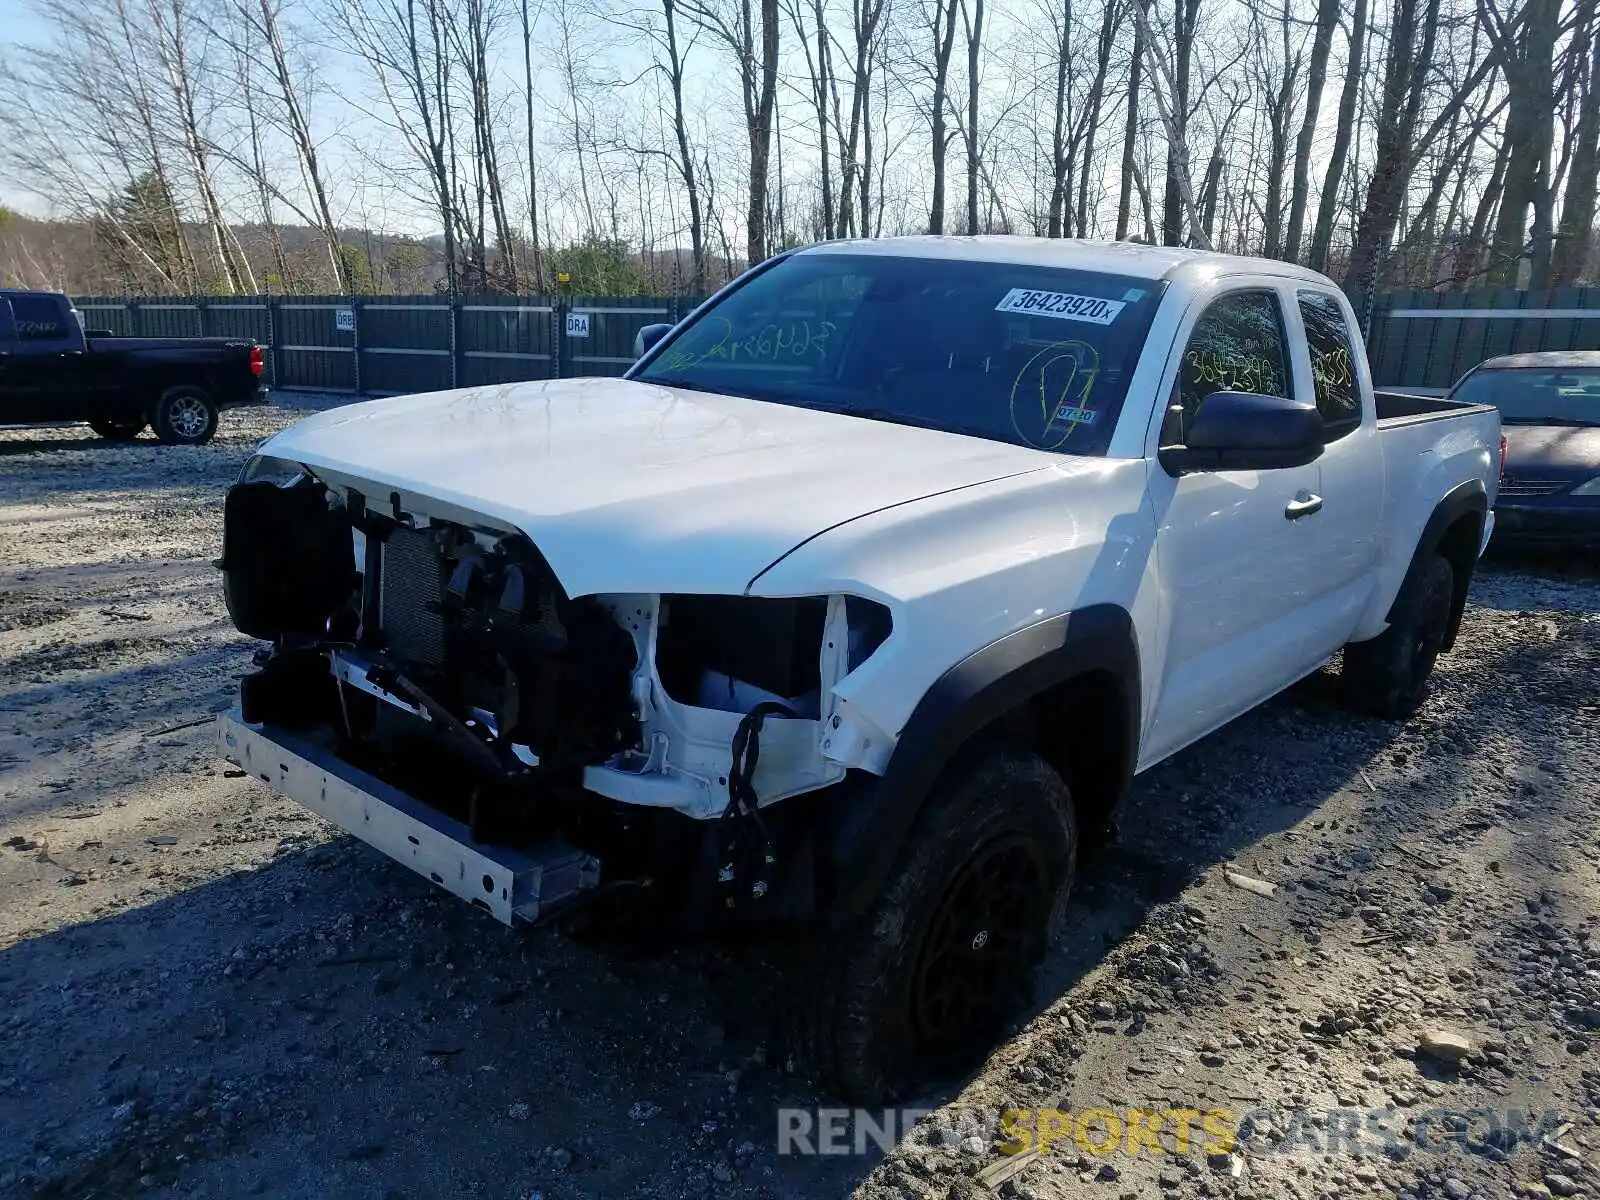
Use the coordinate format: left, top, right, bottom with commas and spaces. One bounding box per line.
826, 604, 1140, 925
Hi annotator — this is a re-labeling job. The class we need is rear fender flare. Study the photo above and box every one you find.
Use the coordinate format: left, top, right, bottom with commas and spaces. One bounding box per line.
825, 604, 1140, 925
1388, 479, 1487, 652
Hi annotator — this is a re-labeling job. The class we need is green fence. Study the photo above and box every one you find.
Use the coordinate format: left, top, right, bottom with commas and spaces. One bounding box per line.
70, 294, 702, 395
73, 287, 1600, 397
1364, 288, 1600, 390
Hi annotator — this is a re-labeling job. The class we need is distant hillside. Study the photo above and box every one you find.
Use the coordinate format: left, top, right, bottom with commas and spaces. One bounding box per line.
0, 209, 729, 297
0, 209, 448, 295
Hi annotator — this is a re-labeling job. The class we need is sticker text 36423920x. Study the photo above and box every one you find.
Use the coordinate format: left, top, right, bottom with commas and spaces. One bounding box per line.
994, 289, 1125, 326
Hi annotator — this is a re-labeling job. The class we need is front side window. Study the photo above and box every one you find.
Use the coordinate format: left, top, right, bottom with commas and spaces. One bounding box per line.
1163, 290, 1292, 445
1298, 291, 1361, 439
634, 252, 1168, 455
1452, 366, 1600, 427
9, 295, 68, 341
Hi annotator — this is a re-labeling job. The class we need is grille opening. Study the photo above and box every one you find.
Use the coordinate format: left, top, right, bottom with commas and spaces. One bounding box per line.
1498, 477, 1571, 498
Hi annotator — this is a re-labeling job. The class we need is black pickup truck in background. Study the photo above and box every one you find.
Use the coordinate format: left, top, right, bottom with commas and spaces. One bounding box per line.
0, 290, 266, 444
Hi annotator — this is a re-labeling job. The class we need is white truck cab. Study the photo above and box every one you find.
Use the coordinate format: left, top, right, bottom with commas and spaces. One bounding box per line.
215, 237, 1501, 1101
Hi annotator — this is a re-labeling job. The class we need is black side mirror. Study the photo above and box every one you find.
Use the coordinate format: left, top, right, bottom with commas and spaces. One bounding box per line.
634, 322, 673, 360
1159, 390, 1324, 476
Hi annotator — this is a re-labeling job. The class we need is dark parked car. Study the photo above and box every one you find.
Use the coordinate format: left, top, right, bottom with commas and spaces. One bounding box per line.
1450, 351, 1600, 548
0, 290, 266, 445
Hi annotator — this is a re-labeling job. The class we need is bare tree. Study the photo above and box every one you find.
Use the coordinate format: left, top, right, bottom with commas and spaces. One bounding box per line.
1307, 0, 1367, 271
916, 0, 961, 232
960, 0, 983, 232
680, 0, 780, 263
217, 0, 349, 289
1482, 0, 1558, 285
338, 0, 462, 292
449, 0, 519, 287
1343, 0, 1498, 296
1115, 0, 1144, 239
1282, 0, 1338, 261
1128, 0, 1210, 246
521, 0, 546, 289
1554, 0, 1600, 284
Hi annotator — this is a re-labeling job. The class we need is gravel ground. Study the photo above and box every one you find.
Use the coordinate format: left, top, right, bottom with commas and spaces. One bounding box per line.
2, 401, 1599, 1200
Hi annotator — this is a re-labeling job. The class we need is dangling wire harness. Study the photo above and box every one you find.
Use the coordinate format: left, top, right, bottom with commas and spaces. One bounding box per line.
717, 701, 796, 905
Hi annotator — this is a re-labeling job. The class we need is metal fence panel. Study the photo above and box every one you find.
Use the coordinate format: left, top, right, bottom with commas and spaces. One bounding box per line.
1367, 287, 1600, 389
78, 285, 1600, 397
458, 300, 555, 388
360, 300, 452, 395
562, 298, 674, 378
274, 300, 357, 392
74, 300, 135, 336
139, 303, 203, 338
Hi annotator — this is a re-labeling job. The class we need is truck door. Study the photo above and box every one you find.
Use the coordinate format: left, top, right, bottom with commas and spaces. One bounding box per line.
6, 293, 91, 422
1290, 289, 1384, 639
1142, 285, 1337, 765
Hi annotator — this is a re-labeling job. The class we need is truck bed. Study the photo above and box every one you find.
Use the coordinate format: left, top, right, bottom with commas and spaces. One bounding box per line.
1374, 389, 1496, 427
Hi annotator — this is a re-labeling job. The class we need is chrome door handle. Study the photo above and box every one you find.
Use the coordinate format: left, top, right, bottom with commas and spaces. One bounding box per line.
1285, 490, 1323, 520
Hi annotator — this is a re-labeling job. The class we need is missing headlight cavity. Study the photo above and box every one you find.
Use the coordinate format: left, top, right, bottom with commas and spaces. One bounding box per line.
657, 595, 826, 716
655, 595, 892, 718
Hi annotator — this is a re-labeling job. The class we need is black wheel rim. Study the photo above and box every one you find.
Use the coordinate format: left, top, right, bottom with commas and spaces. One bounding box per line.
1408, 574, 1452, 693
908, 835, 1049, 1058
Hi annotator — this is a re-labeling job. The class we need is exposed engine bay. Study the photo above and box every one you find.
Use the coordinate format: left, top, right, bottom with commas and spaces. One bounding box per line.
219, 465, 892, 913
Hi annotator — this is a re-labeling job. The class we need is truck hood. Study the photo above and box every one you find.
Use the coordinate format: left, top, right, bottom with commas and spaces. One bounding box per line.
262, 377, 1054, 596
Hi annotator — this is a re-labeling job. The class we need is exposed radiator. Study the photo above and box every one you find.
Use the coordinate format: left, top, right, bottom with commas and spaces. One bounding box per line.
380, 526, 447, 666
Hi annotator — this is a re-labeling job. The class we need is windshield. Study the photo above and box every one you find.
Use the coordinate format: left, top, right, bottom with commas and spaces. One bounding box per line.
1453, 366, 1600, 426
634, 252, 1167, 455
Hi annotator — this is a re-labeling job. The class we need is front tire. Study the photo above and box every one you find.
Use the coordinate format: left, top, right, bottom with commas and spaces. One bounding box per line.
88, 417, 146, 441
1342, 552, 1454, 718
152, 386, 219, 445
798, 748, 1077, 1103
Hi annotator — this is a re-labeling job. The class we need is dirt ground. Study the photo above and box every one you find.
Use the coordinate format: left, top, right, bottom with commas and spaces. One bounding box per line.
2, 400, 1599, 1200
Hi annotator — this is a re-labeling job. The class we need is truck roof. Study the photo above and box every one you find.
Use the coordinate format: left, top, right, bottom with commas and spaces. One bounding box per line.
797, 235, 1340, 286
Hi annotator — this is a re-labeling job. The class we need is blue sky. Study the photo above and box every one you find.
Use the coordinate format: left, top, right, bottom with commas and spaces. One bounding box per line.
1, 0, 62, 213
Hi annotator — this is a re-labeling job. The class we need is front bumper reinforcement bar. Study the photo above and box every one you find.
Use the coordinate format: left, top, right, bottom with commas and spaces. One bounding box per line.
217, 709, 599, 924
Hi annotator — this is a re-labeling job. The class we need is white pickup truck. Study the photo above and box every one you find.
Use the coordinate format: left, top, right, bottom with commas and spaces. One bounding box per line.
215, 237, 1500, 1101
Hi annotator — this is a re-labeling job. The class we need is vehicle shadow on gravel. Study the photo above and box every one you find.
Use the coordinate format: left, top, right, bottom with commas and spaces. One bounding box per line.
0, 831, 881, 1200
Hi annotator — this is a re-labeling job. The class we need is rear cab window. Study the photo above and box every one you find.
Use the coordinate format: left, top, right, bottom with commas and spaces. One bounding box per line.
0, 298, 15, 347
1297, 291, 1362, 441
635, 252, 1168, 455
9, 294, 73, 343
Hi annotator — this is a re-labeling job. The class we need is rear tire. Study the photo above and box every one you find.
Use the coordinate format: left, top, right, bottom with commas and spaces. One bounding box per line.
152, 386, 218, 445
88, 417, 145, 441
796, 747, 1077, 1103
1342, 552, 1454, 719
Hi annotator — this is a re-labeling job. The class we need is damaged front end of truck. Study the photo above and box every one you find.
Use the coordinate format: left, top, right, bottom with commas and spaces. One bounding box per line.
216, 455, 893, 930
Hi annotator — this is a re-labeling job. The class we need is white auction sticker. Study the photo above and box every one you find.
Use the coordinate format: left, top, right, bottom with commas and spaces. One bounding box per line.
995, 288, 1125, 325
